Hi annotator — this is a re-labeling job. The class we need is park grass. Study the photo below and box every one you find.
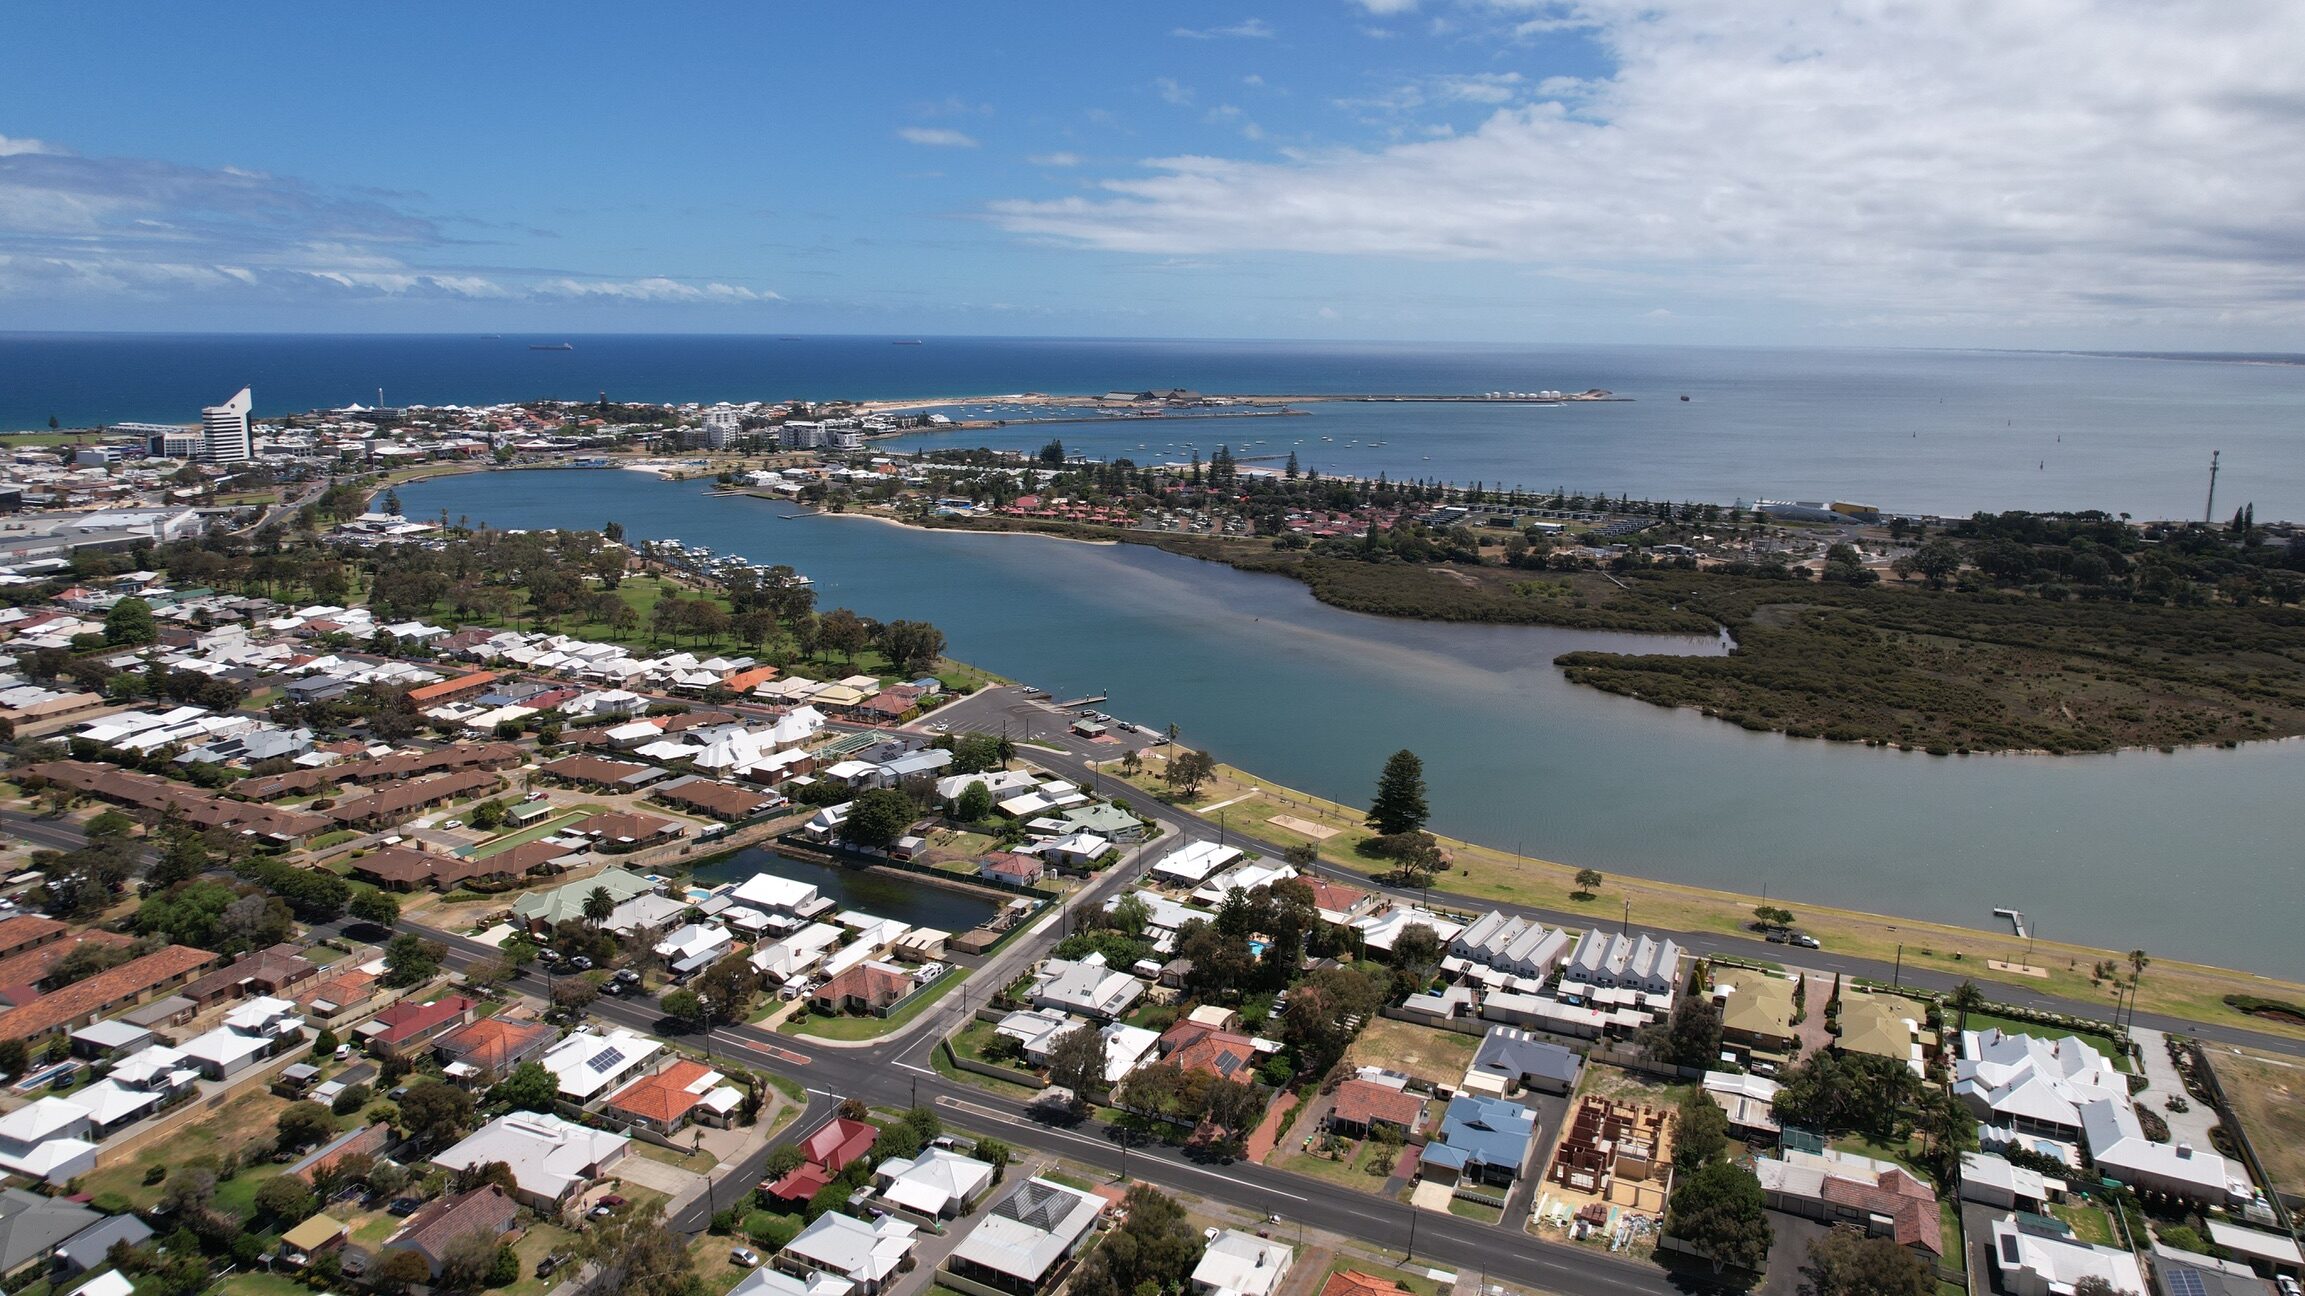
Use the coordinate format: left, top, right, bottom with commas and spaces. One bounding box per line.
1342, 1017, 1479, 1090
1113, 753, 2305, 1044
2204, 1048, 2305, 1200
782, 966, 969, 1041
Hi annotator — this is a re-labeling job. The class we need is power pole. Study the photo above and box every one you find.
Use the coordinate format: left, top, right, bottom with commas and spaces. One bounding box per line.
2204, 449, 2221, 526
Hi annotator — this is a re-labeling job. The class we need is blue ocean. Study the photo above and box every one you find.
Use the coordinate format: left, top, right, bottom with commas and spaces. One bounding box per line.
6, 332, 2304, 519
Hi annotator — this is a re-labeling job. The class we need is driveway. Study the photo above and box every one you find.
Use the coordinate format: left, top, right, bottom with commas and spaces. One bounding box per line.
1754, 1211, 1832, 1296
614, 1150, 702, 1195
2129, 1028, 2222, 1148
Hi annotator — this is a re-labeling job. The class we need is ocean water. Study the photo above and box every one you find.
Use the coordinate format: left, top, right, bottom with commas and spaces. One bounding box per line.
6, 333, 2305, 519
404, 467, 2305, 977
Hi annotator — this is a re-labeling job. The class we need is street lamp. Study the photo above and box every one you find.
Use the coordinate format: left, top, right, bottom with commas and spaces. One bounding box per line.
1218, 809, 1228, 848
697, 994, 715, 1060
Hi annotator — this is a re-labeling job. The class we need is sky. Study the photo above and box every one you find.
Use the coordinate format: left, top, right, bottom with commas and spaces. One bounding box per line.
5, 1, 2304, 347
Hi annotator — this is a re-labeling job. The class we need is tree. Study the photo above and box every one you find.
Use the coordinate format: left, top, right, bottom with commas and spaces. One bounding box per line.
370, 1248, 435, 1295
1573, 867, 1604, 898
0, 1040, 25, 1078
880, 620, 947, 676
464, 955, 513, 993
955, 780, 994, 822
253, 1174, 317, 1222
104, 597, 158, 646
1162, 748, 1216, 798
350, 888, 402, 927
841, 788, 918, 850
2125, 948, 2150, 1028
276, 1100, 338, 1153
1911, 538, 1963, 587
583, 885, 617, 927
398, 1077, 477, 1148
489, 1061, 561, 1114
383, 933, 444, 987
1675, 1091, 1731, 1170
2068, 1280, 2126, 1296
1656, 994, 1724, 1070
1798, 1228, 1933, 1296
661, 989, 709, 1031
1071, 1185, 1204, 1296
1391, 922, 1443, 984
1664, 1159, 1773, 1274
440, 1230, 510, 1292
1366, 749, 1430, 836
1948, 979, 1986, 1035
817, 607, 870, 662
50, 942, 136, 986
1045, 1024, 1108, 1100
974, 1136, 1013, 1181
85, 809, 136, 841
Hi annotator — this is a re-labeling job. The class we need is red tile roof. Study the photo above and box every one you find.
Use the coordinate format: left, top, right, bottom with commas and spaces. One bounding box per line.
1321, 1273, 1415, 1296
1159, 1021, 1260, 1080
434, 1017, 554, 1072
1329, 1079, 1424, 1131
606, 1059, 719, 1124
1816, 1168, 1943, 1255
766, 1118, 878, 1201
367, 995, 474, 1046
0, 944, 217, 1041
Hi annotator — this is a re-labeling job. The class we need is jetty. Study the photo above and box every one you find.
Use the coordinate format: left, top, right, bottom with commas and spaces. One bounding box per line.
1993, 907, 2029, 939
1053, 694, 1108, 709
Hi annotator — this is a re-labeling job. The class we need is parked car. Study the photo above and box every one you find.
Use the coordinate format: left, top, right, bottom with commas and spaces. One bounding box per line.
442, 818, 465, 830
536, 1255, 566, 1279
569, 956, 594, 972
334, 1044, 352, 1061
1792, 934, 1822, 949
602, 981, 622, 996
1764, 930, 1791, 944
386, 1197, 423, 1217
730, 1248, 761, 1268
615, 969, 640, 984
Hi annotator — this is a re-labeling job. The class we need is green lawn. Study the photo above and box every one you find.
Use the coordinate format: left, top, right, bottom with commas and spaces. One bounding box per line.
1939, 1199, 1966, 1273
783, 967, 970, 1041
1962, 1010, 2130, 1070
463, 805, 608, 859
633, 1140, 719, 1173
1447, 1196, 1504, 1224
309, 828, 361, 850
218, 1274, 314, 1296
2050, 1202, 2118, 1248
1277, 1138, 1399, 1194
931, 1039, 1043, 1099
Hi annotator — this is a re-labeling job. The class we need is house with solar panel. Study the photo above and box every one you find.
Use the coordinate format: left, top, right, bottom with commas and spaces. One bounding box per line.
540, 1027, 662, 1107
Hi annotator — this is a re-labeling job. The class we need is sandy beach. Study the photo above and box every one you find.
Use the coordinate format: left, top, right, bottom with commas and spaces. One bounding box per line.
801, 505, 1121, 546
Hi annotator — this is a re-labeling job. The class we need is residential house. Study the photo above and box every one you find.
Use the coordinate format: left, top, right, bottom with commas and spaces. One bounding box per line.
1320, 1273, 1415, 1296
356, 995, 476, 1057
1988, 1214, 2148, 1296
1192, 1231, 1293, 1296
280, 1215, 350, 1268
383, 1184, 523, 1277
653, 923, 735, 979
1157, 1020, 1266, 1083
1326, 1079, 1425, 1140
434, 1017, 557, 1086
869, 1147, 997, 1223
50, 1215, 152, 1278
433, 1112, 631, 1212
541, 1028, 662, 1106
942, 1177, 1105, 1296
179, 994, 305, 1079
1027, 955, 1143, 1021
811, 962, 915, 1017
604, 1059, 741, 1134
1449, 912, 1573, 981
762, 1118, 878, 1207
0, 1098, 96, 1184
288, 1123, 391, 1184
510, 869, 658, 932
978, 853, 1045, 887
1835, 991, 1930, 1074
0, 1189, 104, 1282
1710, 968, 1799, 1061
1957, 1152, 2057, 1212
1753, 1147, 1944, 1259
1702, 1070, 1783, 1140
1462, 1026, 1584, 1097
778, 1212, 918, 1296
1421, 1094, 1538, 1188
0, 944, 218, 1043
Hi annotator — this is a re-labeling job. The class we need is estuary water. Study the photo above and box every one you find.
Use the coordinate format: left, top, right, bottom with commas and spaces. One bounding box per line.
402, 468, 2305, 977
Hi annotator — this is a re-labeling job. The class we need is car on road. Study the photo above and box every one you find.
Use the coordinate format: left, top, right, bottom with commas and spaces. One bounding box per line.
1793, 934, 1822, 949
730, 1248, 761, 1268
602, 981, 622, 995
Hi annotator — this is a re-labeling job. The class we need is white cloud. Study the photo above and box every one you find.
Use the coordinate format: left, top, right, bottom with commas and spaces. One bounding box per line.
1173, 18, 1275, 39
1352, 0, 1419, 13
897, 127, 980, 148
994, 0, 2305, 332
1028, 152, 1083, 167
0, 135, 55, 157
1154, 77, 1196, 106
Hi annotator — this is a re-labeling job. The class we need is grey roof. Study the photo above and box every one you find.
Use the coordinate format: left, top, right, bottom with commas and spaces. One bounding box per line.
52, 1214, 152, 1273
948, 1177, 1103, 1282
1470, 1026, 1583, 1086
0, 1188, 103, 1273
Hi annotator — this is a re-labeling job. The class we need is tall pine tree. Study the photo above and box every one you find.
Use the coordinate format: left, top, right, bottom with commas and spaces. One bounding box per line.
1367, 749, 1430, 836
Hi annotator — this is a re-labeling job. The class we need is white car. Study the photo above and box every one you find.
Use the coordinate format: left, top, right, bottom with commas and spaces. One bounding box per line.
442, 819, 465, 830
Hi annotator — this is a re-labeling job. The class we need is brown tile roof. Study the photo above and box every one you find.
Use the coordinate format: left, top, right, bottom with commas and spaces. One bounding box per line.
651, 779, 776, 820
181, 945, 321, 1003
574, 811, 678, 842
19, 761, 330, 840
1329, 1079, 1424, 1131
235, 742, 522, 802
538, 754, 656, 786
390, 1185, 520, 1269
435, 1017, 555, 1073
1307, 878, 1369, 913
1159, 1022, 1260, 1080
0, 915, 66, 958
1817, 1168, 1943, 1256
0, 944, 218, 1041
329, 768, 502, 826
299, 969, 378, 1013
487, 840, 583, 874
405, 671, 499, 704
0, 928, 133, 996
606, 1059, 719, 1124
351, 846, 518, 891
813, 962, 911, 1009
290, 1123, 390, 1183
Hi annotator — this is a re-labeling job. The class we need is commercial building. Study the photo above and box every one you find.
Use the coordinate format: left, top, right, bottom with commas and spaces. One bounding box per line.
202, 386, 253, 463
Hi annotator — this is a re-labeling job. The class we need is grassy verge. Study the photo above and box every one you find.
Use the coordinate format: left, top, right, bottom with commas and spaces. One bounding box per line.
462, 807, 607, 859
1447, 1196, 1505, 1224
2205, 1048, 2305, 1200
1114, 755, 2305, 1043
931, 1040, 1044, 1099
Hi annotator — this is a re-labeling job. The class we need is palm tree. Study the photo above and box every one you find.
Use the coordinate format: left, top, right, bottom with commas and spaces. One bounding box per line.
2125, 949, 2150, 1032
1949, 979, 1986, 1035
583, 886, 616, 930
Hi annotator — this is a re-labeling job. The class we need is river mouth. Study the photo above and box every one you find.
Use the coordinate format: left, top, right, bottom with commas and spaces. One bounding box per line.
398, 467, 2305, 977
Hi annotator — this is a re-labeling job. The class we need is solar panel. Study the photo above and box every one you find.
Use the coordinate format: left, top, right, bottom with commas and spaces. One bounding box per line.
587, 1047, 626, 1073
2165, 1268, 2208, 1296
